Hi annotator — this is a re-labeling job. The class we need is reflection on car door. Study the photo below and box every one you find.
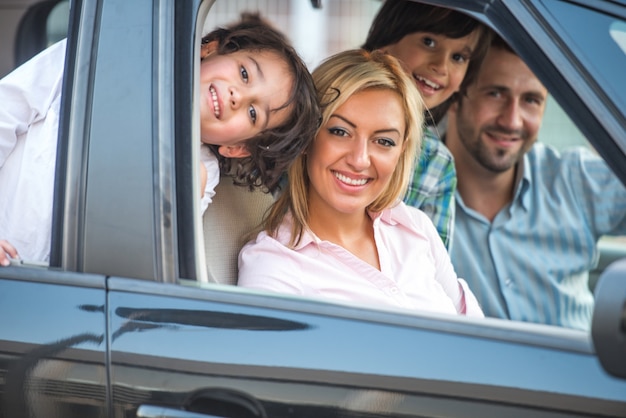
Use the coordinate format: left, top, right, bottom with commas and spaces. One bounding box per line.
108, 278, 626, 417
0, 270, 107, 417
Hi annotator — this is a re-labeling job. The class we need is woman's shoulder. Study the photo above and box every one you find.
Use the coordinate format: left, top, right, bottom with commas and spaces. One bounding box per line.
381, 202, 441, 240
241, 229, 281, 252
238, 223, 306, 287
241, 217, 297, 254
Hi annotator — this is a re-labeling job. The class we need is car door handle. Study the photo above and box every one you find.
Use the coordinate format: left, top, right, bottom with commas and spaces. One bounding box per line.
137, 405, 226, 418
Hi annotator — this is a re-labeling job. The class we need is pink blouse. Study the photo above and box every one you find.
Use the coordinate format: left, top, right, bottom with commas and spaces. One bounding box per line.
238, 202, 483, 318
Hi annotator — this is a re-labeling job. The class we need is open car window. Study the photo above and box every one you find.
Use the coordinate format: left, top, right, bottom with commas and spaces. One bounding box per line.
197, 0, 626, 324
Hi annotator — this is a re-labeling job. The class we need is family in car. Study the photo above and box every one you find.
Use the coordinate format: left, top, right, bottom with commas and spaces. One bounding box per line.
2, 0, 625, 332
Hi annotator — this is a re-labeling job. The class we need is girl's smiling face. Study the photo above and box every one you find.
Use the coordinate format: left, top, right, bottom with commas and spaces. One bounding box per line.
306, 88, 406, 218
199, 48, 294, 155
382, 30, 480, 110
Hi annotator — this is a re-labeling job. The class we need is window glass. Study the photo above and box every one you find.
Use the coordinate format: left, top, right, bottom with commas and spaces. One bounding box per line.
536, 3, 626, 291
539, 97, 589, 151
610, 21, 626, 53
46, 0, 70, 46
199, 0, 626, 330
542, 0, 626, 111
539, 97, 626, 293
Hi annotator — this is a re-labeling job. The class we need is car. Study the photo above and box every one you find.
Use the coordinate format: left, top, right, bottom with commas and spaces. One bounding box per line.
0, 0, 625, 417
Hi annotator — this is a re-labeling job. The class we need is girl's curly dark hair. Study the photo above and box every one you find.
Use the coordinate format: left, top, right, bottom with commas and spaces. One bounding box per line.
202, 13, 321, 194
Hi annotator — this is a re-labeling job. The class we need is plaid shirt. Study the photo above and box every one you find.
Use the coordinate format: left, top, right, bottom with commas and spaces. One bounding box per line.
403, 127, 456, 249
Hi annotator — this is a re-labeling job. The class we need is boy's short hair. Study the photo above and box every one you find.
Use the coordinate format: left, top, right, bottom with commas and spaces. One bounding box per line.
362, 1, 492, 124
490, 32, 516, 54
456, 33, 514, 99
202, 13, 320, 194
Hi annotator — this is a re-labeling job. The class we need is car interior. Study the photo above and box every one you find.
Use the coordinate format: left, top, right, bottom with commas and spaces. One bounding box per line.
204, 0, 626, 290
10, 0, 68, 69
203, 172, 274, 284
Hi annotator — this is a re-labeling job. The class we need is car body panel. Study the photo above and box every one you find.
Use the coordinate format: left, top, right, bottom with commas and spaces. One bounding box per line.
0, 269, 107, 416
107, 278, 626, 416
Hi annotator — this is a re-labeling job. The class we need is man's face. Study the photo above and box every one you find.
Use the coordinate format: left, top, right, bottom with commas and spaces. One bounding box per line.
450, 46, 548, 173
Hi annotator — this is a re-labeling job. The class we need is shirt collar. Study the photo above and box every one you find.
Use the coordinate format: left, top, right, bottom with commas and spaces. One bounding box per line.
280, 207, 401, 250
275, 213, 315, 250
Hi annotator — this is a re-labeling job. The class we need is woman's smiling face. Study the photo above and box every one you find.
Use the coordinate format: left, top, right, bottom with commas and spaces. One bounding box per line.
306, 88, 406, 217
198, 49, 294, 149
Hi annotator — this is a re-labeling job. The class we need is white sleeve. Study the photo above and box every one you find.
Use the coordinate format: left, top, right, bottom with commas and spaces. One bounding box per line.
200, 144, 220, 214
0, 39, 67, 167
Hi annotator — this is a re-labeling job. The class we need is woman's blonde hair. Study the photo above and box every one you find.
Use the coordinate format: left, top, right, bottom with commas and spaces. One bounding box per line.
265, 49, 424, 246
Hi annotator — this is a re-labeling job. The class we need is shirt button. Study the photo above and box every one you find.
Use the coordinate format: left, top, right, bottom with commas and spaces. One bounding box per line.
505, 278, 513, 287
390, 287, 399, 294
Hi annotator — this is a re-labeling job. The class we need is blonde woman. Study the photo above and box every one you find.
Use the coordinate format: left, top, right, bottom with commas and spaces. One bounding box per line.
238, 49, 482, 317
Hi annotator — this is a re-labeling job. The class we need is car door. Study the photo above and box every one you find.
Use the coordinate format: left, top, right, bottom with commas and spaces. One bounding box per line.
106, 278, 626, 418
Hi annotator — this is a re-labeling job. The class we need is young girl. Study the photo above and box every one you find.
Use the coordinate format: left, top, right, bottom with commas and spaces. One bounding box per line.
198, 13, 320, 212
362, 1, 492, 249
0, 13, 319, 265
238, 49, 483, 317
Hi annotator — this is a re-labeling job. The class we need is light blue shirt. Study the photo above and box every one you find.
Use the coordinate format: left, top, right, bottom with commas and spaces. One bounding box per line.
451, 143, 626, 330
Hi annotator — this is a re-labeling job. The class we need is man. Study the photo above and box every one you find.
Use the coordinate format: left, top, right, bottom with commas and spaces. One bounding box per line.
445, 35, 626, 330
